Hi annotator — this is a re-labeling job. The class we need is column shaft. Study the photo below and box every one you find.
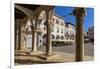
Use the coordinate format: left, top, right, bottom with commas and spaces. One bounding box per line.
15, 21, 17, 50
17, 20, 26, 50
31, 19, 37, 52
32, 31, 37, 51
46, 17, 52, 55
75, 17, 84, 61
18, 22, 21, 50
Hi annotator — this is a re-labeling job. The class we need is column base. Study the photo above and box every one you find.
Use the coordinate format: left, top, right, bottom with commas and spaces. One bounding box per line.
38, 53, 59, 60
29, 51, 43, 55
15, 48, 29, 56
15, 48, 28, 52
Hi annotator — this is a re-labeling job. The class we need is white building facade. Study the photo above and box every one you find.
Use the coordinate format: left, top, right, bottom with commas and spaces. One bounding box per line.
24, 11, 77, 48
65, 22, 76, 43
38, 12, 66, 47
87, 26, 94, 41
25, 11, 66, 47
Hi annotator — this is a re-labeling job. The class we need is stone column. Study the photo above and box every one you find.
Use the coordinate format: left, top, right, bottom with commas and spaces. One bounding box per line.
20, 26, 26, 50
46, 11, 52, 56
15, 19, 18, 50
17, 20, 21, 50
73, 8, 87, 61
32, 32, 37, 52
31, 19, 37, 52
37, 33, 40, 47
16, 19, 27, 51
75, 16, 84, 61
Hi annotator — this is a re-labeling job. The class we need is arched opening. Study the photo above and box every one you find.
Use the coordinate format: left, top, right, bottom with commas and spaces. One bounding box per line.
25, 19, 33, 49
56, 35, 60, 39
42, 34, 47, 46
52, 34, 55, 39
15, 4, 41, 51
15, 7, 30, 50
36, 10, 47, 47
61, 36, 64, 39
37, 10, 47, 29
26, 34, 32, 49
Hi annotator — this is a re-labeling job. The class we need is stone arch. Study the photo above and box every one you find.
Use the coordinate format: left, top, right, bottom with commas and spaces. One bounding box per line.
33, 6, 54, 23
25, 19, 32, 34
38, 10, 46, 25
15, 4, 36, 27
15, 5, 34, 50
35, 10, 47, 31
15, 4, 34, 19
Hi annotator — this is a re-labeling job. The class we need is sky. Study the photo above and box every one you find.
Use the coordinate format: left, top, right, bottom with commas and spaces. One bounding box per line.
54, 6, 94, 32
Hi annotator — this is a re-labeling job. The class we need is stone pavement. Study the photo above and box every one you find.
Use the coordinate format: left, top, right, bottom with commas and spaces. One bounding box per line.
15, 50, 94, 65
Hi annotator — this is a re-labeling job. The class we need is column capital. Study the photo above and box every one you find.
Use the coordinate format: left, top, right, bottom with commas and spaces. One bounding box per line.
73, 7, 87, 18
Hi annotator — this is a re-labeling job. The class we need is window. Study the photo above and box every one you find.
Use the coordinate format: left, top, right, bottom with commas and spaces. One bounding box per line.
73, 37, 74, 40
61, 36, 64, 39
56, 35, 60, 39
52, 18, 54, 22
56, 19, 59, 24
57, 27, 59, 33
51, 24, 54, 31
61, 28, 63, 33
61, 21, 63, 25
43, 34, 46, 39
52, 35, 55, 39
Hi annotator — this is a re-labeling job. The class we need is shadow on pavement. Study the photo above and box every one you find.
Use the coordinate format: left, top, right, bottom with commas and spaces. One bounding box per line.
15, 59, 61, 65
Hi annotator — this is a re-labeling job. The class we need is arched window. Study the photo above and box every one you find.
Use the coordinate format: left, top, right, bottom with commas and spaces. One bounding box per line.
38, 10, 46, 26
61, 28, 63, 33
56, 35, 60, 39
57, 27, 59, 33
61, 36, 64, 39
51, 24, 54, 32
52, 34, 55, 39
43, 34, 47, 39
